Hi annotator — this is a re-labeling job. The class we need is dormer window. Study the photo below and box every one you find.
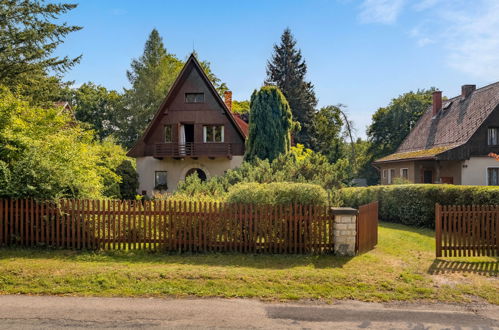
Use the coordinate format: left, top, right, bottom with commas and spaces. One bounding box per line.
185, 93, 204, 103
488, 128, 498, 145
203, 125, 224, 142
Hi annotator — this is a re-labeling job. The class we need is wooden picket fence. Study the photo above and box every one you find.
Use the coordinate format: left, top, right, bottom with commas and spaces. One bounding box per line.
0, 199, 334, 254
435, 204, 499, 257
356, 201, 378, 254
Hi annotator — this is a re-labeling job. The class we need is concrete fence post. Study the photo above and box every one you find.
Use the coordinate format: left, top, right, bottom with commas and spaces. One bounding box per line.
330, 207, 358, 257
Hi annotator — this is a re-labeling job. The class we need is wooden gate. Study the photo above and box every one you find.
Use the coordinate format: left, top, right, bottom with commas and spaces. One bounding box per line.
435, 204, 498, 257
356, 201, 378, 254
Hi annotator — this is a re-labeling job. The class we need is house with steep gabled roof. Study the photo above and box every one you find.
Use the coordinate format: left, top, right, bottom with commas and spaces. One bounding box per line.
374, 82, 499, 185
127, 54, 248, 195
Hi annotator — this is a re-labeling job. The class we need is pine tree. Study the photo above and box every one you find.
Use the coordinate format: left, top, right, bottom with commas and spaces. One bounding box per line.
265, 28, 317, 148
0, 1, 81, 86
117, 29, 183, 147
245, 86, 292, 162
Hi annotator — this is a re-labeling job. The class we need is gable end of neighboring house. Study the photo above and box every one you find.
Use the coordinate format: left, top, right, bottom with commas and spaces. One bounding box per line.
374, 82, 499, 186
127, 54, 248, 195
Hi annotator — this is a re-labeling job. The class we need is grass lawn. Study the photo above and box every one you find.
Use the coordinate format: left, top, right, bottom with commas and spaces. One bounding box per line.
0, 222, 497, 304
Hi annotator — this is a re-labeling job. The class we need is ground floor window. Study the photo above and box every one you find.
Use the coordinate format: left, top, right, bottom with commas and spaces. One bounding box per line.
185, 168, 207, 181
400, 168, 409, 180
154, 171, 168, 190
487, 168, 499, 185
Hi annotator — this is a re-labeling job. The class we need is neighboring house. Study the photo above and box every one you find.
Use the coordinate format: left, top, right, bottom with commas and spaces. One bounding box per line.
127, 54, 248, 195
374, 82, 499, 186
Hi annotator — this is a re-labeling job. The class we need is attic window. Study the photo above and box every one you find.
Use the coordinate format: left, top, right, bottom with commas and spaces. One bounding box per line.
185, 93, 204, 103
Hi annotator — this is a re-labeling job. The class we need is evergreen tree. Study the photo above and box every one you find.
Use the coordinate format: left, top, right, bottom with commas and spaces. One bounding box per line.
117, 29, 183, 147
0, 0, 81, 87
245, 86, 292, 162
266, 28, 317, 148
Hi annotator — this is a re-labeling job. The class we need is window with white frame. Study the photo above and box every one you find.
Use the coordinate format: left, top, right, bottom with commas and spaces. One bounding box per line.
400, 168, 409, 179
382, 169, 387, 179
488, 128, 499, 145
488, 168, 499, 185
203, 125, 224, 142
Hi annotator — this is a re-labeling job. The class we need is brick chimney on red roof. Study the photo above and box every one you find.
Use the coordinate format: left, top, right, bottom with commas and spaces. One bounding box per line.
224, 91, 232, 111
432, 90, 442, 116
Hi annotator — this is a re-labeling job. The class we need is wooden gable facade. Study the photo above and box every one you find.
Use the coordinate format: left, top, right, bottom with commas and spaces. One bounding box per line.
128, 54, 246, 159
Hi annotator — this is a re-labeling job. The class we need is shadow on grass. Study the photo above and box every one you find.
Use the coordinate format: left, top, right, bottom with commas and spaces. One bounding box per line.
428, 259, 498, 276
0, 247, 354, 270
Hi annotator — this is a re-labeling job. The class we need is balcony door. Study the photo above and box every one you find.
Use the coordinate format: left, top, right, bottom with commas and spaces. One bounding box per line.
179, 124, 194, 155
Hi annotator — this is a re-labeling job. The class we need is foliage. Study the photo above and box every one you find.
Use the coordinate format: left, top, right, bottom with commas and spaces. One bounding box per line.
364, 89, 436, 184
115, 159, 139, 200
266, 28, 317, 148
176, 146, 350, 201
226, 182, 328, 206
0, 86, 131, 200
116, 30, 229, 147
245, 86, 293, 162
336, 184, 499, 228
116, 29, 183, 147
232, 100, 250, 115
68, 82, 122, 140
0, 0, 81, 88
313, 105, 344, 162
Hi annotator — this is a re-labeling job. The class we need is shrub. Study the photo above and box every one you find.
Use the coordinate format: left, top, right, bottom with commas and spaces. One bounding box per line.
226, 182, 328, 206
336, 184, 499, 228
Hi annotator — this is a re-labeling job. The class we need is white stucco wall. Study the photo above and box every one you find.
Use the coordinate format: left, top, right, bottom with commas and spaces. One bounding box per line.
461, 156, 499, 185
136, 156, 244, 196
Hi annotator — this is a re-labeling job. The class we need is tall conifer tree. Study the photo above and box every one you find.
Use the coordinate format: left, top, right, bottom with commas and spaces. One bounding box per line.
118, 29, 183, 147
245, 86, 292, 162
266, 28, 317, 148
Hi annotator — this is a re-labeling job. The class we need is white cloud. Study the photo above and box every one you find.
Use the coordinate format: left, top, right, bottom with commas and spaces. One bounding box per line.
412, 0, 440, 11
358, 0, 406, 24
442, 1, 499, 78
358, 0, 499, 79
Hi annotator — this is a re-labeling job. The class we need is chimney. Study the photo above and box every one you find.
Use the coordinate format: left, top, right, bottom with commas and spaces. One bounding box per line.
224, 90, 232, 111
432, 90, 442, 116
461, 84, 476, 98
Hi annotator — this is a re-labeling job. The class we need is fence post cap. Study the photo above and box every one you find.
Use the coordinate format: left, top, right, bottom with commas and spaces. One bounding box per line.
330, 207, 359, 215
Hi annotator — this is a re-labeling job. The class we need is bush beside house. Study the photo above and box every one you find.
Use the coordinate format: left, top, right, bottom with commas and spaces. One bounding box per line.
337, 184, 499, 228
227, 182, 328, 206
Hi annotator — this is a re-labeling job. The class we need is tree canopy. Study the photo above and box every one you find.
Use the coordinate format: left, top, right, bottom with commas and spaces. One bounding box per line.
0, 0, 81, 87
245, 86, 293, 162
266, 28, 317, 148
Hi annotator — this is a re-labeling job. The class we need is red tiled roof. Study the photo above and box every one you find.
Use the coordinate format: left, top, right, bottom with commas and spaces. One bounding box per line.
232, 114, 249, 138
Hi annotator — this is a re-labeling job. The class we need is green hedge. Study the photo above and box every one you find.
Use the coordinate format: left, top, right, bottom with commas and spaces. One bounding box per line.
227, 182, 328, 206
336, 184, 499, 228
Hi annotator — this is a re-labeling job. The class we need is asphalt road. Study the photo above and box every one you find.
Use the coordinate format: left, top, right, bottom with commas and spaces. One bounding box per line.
0, 295, 497, 329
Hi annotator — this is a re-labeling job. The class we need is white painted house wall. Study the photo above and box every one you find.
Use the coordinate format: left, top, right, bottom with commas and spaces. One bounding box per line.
136, 156, 244, 196
461, 156, 499, 185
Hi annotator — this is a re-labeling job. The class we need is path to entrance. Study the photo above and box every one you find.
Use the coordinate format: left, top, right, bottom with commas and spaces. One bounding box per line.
0, 295, 497, 329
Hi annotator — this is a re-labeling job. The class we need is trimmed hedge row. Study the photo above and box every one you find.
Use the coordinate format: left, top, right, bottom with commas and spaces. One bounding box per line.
227, 182, 328, 206
336, 184, 499, 228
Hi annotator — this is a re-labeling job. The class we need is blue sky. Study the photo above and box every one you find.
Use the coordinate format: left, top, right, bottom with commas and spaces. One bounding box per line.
56, 0, 499, 138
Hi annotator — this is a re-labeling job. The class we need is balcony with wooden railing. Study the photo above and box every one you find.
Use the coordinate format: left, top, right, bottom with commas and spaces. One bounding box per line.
154, 142, 242, 158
